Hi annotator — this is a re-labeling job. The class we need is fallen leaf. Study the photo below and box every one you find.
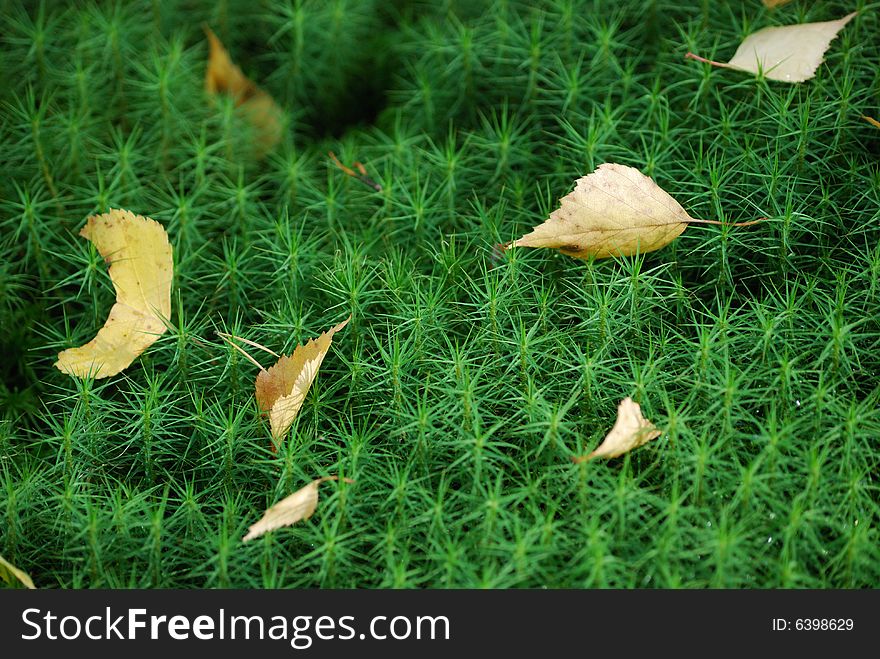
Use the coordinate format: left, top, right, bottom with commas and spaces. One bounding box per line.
55, 209, 172, 379
0, 555, 36, 589
257, 317, 350, 445
686, 12, 856, 83
204, 26, 282, 157
243, 476, 354, 542
502, 163, 759, 260
862, 115, 880, 129
573, 397, 661, 462
762, 0, 794, 8
219, 316, 351, 447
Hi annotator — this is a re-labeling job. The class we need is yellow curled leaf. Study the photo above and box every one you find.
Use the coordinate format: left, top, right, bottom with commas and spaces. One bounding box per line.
242, 476, 353, 543
0, 555, 36, 589
574, 397, 661, 462
55, 209, 172, 379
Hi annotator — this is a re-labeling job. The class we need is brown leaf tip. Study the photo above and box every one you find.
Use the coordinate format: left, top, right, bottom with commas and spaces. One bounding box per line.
862, 115, 880, 130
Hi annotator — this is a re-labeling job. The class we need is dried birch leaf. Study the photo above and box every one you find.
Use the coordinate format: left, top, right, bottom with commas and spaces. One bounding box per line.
204, 26, 282, 157
222, 316, 350, 447
55, 209, 172, 379
242, 476, 354, 542
687, 13, 856, 83
573, 398, 661, 462
0, 555, 36, 589
256, 316, 350, 444
503, 164, 756, 260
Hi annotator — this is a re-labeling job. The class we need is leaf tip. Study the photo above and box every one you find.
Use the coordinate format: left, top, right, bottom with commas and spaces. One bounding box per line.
861, 115, 880, 130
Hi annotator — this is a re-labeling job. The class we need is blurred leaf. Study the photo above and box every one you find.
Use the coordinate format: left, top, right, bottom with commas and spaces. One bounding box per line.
0, 555, 36, 589
204, 26, 283, 157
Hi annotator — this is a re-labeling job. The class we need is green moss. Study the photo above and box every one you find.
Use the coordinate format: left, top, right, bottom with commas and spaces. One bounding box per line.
0, 0, 878, 588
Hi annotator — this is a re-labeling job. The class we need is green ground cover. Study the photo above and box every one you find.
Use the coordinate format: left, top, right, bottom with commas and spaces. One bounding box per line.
1, 0, 878, 588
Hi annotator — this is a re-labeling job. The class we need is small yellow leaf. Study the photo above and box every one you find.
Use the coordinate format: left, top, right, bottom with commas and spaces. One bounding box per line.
762, 0, 794, 8
505, 164, 692, 259
0, 555, 36, 589
55, 209, 172, 379
242, 476, 353, 542
253, 316, 351, 446
687, 13, 856, 83
573, 397, 661, 462
204, 27, 283, 157
862, 115, 880, 129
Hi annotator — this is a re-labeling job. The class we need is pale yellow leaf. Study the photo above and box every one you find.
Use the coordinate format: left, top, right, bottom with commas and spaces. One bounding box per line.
204, 27, 282, 157
242, 476, 353, 542
55, 209, 173, 379
574, 397, 661, 462
253, 316, 351, 446
0, 555, 36, 589
505, 164, 692, 259
762, 0, 794, 8
715, 13, 856, 83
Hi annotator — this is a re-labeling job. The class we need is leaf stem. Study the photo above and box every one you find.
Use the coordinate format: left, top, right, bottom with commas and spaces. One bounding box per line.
685, 52, 731, 69
216, 331, 267, 371
217, 331, 280, 358
688, 217, 767, 227
316, 475, 356, 485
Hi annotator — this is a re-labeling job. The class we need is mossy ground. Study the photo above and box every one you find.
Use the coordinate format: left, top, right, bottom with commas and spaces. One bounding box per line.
1, 0, 878, 588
